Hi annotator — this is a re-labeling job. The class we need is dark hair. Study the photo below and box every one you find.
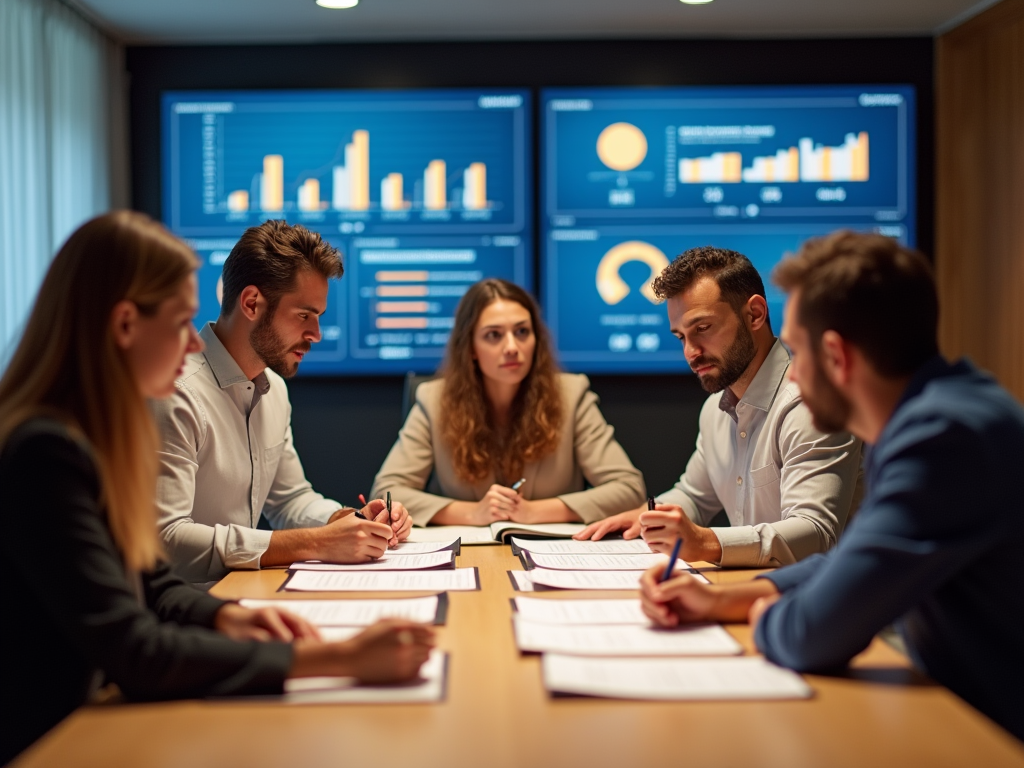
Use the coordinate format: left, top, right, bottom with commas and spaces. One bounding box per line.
772, 231, 939, 377
652, 246, 770, 330
220, 220, 343, 316
440, 279, 562, 483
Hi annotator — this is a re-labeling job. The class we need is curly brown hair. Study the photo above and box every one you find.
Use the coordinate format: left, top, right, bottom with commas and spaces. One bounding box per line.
439, 279, 563, 484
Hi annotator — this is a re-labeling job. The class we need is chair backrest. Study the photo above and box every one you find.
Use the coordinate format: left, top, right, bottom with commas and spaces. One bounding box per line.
402, 372, 437, 420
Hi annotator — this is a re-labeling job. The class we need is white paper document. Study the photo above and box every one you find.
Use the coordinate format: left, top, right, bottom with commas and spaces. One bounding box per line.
511, 537, 653, 555
289, 551, 454, 571
408, 526, 497, 545
513, 597, 648, 625
239, 595, 440, 626
284, 568, 479, 592
509, 571, 537, 592
542, 654, 812, 701
522, 569, 709, 591
525, 570, 643, 590
528, 552, 681, 571
512, 615, 742, 656
283, 649, 448, 704
389, 539, 461, 554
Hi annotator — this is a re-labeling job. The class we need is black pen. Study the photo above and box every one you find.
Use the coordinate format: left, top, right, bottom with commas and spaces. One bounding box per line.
647, 496, 656, 511
386, 491, 392, 528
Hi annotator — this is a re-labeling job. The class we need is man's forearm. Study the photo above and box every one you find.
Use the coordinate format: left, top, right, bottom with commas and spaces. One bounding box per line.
709, 580, 780, 622
260, 528, 321, 567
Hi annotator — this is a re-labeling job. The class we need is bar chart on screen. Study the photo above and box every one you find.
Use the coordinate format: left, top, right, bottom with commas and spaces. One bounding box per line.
161, 89, 532, 374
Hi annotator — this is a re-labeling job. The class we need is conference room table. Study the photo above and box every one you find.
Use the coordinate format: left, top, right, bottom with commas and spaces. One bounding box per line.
15, 545, 1024, 768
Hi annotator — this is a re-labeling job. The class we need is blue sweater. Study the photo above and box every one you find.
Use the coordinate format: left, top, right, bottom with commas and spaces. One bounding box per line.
755, 357, 1024, 740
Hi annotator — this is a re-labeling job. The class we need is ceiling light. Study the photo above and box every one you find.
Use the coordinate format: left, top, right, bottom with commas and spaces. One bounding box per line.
316, 0, 358, 8
679, 0, 714, 4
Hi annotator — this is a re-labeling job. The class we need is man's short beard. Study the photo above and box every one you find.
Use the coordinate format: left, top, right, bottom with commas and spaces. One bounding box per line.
250, 306, 298, 379
691, 323, 758, 394
800, 350, 852, 433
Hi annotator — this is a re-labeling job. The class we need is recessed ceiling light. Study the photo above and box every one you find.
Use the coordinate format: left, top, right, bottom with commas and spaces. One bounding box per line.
316, 0, 358, 8
680, 0, 714, 4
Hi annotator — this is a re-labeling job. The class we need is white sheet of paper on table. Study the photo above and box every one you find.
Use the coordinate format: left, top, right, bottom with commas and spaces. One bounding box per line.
408, 526, 497, 545
283, 649, 447, 704
289, 551, 454, 571
283, 568, 479, 592
524, 569, 709, 590
239, 595, 440, 626
510, 537, 654, 555
528, 552, 681, 571
512, 615, 742, 656
389, 539, 461, 554
509, 571, 536, 591
489, 522, 585, 540
513, 597, 648, 625
542, 654, 812, 700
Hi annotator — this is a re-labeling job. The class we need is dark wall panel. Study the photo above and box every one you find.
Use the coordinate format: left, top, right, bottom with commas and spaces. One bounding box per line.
127, 37, 933, 505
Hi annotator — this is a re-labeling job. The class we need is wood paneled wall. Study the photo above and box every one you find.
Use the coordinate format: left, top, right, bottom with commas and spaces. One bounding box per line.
936, 0, 1024, 402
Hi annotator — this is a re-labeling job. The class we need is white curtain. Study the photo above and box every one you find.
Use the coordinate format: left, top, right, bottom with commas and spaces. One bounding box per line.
0, 0, 128, 367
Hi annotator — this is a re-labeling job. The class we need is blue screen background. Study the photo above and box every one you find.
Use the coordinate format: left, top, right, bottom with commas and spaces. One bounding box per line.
541, 85, 916, 374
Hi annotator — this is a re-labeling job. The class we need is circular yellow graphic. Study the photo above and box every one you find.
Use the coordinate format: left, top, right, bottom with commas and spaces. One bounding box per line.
596, 241, 670, 306
597, 123, 648, 171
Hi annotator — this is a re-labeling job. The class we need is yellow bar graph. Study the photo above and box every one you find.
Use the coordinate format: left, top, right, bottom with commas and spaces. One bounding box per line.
227, 190, 249, 212
298, 179, 321, 212
349, 130, 370, 211
261, 155, 283, 210
463, 162, 487, 210
424, 160, 447, 210
381, 173, 405, 211
851, 132, 869, 181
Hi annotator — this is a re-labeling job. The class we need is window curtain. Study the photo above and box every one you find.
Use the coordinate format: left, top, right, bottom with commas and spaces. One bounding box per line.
0, 0, 129, 367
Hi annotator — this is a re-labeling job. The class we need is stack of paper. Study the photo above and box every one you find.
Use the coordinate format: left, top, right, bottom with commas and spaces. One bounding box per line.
509, 568, 710, 592
290, 551, 456, 571
542, 654, 812, 701
512, 614, 742, 656
509, 597, 811, 701
282, 568, 480, 592
240, 594, 445, 625
406, 522, 586, 545
509, 537, 654, 556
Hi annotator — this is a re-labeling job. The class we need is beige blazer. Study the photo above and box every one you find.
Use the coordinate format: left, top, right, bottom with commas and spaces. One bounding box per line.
371, 374, 646, 526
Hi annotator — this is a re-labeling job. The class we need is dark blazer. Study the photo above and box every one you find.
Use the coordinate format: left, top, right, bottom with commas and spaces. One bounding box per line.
756, 358, 1024, 741
0, 419, 292, 764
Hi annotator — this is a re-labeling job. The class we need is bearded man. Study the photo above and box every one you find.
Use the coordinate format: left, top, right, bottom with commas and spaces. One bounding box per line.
152, 221, 411, 584
577, 246, 862, 567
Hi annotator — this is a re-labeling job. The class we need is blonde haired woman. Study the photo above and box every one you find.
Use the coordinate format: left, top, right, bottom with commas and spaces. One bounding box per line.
372, 278, 645, 526
0, 213, 432, 763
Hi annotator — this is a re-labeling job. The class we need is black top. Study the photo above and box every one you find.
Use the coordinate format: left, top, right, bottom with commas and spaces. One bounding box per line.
0, 419, 293, 764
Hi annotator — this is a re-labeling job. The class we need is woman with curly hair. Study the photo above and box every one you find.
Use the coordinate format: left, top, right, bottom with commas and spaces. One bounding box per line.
372, 278, 645, 526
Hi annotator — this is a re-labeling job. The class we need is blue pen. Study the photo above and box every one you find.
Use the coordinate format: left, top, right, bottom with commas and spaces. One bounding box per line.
661, 537, 683, 583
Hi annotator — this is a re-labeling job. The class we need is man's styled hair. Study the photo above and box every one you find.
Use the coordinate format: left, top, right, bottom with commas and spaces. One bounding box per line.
652, 246, 770, 328
772, 231, 939, 377
220, 220, 343, 316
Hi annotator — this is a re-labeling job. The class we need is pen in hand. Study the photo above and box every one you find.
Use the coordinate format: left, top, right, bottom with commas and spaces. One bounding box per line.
661, 537, 683, 583
386, 491, 392, 528
511, 478, 526, 494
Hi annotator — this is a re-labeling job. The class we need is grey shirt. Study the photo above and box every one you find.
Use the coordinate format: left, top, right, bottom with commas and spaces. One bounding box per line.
658, 339, 863, 567
152, 323, 340, 582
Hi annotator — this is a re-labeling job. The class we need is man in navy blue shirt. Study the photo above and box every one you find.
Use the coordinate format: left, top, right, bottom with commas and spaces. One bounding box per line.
640, 231, 1024, 741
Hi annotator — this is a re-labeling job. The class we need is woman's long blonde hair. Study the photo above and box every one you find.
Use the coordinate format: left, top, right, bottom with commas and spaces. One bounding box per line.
0, 212, 198, 571
439, 279, 563, 484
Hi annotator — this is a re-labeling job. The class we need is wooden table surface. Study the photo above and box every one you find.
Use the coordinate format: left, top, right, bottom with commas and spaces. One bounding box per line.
16, 545, 1024, 768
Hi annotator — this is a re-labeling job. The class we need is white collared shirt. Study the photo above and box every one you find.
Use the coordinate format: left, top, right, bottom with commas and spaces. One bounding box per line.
657, 339, 863, 567
152, 323, 339, 582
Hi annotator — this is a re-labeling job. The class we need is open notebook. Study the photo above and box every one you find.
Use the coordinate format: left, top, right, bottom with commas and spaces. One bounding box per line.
408, 522, 586, 545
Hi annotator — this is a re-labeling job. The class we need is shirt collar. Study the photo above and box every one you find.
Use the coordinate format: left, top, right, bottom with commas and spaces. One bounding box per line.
718, 338, 790, 419
199, 322, 266, 390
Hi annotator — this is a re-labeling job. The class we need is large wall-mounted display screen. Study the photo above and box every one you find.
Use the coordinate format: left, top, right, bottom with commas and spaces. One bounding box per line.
541, 85, 916, 373
162, 89, 531, 374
